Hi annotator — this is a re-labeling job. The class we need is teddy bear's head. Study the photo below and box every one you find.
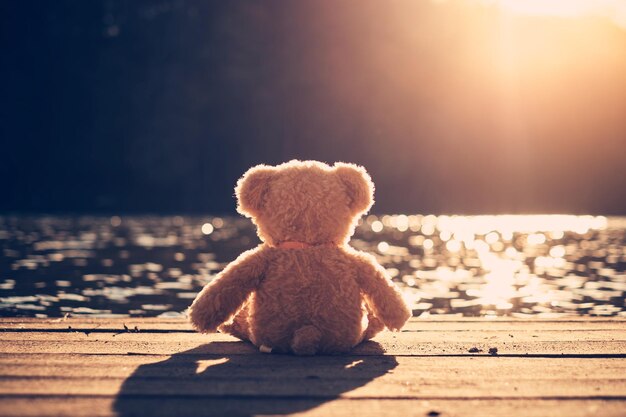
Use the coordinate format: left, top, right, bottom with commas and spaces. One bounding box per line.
235, 160, 374, 246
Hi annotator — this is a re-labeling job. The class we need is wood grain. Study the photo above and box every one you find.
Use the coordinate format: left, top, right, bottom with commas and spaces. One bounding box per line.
0, 318, 624, 417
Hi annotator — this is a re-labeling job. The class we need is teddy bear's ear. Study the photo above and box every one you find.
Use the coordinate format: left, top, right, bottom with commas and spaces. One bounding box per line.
334, 162, 374, 215
235, 164, 275, 217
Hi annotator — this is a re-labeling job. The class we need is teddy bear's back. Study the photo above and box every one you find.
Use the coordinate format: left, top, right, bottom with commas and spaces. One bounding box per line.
249, 246, 367, 353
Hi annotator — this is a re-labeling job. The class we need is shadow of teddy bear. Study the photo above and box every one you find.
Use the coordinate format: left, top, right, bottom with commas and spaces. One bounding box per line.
113, 340, 397, 417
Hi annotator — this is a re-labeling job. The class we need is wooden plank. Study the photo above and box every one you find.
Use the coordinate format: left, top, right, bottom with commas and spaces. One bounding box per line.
0, 318, 624, 416
1, 335, 624, 356
1, 355, 624, 382
1, 398, 625, 417
3, 317, 625, 332
0, 375, 624, 398
2, 328, 624, 342
0, 356, 624, 398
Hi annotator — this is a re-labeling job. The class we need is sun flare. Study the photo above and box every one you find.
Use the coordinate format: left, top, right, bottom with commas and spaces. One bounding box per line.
489, 0, 626, 28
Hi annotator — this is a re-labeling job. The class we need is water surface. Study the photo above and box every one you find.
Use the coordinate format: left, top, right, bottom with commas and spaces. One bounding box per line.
1, 215, 624, 318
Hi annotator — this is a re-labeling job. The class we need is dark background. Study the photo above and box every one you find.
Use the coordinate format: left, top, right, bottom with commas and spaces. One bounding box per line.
2, 0, 625, 215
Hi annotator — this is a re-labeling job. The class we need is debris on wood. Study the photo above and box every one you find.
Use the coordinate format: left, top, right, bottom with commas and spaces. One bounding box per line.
52, 313, 72, 323
114, 324, 140, 337
468, 347, 482, 353
489, 347, 499, 355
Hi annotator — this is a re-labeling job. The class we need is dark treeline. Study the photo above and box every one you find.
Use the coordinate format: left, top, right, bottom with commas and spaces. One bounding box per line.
2, 0, 625, 214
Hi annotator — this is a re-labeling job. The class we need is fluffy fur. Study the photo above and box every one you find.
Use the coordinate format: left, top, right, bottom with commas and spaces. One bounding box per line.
189, 160, 411, 355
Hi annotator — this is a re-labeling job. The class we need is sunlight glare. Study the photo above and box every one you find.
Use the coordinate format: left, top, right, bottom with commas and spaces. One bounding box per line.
201, 223, 214, 235
371, 220, 384, 233
484, 0, 626, 29
196, 358, 228, 374
476, 254, 519, 308
406, 214, 612, 315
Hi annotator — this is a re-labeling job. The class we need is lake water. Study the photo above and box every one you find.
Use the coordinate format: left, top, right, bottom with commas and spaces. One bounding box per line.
1, 214, 624, 318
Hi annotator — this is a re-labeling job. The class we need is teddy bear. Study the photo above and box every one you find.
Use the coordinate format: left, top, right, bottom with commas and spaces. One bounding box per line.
189, 160, 411, 355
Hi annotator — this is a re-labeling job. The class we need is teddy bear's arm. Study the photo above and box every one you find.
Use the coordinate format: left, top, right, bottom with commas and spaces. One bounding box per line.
354, 253, 411, 331
189, 247, 266, 333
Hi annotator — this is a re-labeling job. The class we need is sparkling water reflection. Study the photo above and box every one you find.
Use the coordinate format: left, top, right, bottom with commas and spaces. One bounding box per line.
0, 215, 624, 318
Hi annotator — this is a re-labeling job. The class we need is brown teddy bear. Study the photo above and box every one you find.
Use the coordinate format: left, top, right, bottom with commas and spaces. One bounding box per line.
189, 160, 411, 355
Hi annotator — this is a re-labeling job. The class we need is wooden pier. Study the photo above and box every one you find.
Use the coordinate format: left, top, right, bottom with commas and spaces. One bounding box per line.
1, 317, 625, 416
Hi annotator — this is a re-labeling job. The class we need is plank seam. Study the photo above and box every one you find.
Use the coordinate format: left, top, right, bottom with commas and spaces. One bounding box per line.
1, 353, 625, 358
3, 329, 625, 334
0, 394, 624, 401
